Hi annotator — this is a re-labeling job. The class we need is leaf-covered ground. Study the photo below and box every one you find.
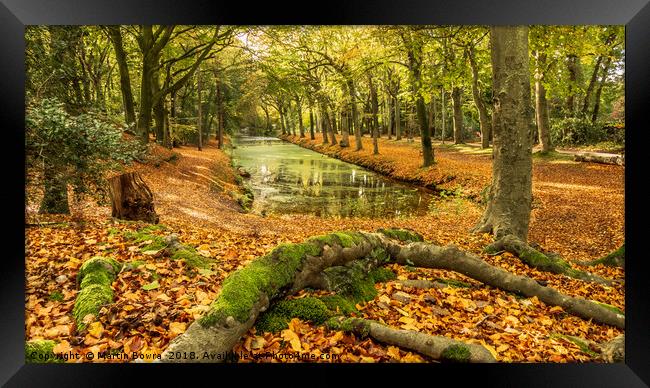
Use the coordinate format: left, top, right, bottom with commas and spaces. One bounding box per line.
25, 138, 624, 363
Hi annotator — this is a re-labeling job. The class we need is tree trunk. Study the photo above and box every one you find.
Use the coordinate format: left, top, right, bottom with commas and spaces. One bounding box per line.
197, 70, 203, 151
297, 99, 305, 138
468, 46, 491, 149
535, 52, 552, 153
216, 82, 223, 148
320, 103, 329, 144
394, 96, 401, 140
108, 172, 159, 223
106, 26, 136, 127
368, 73, 380, 155
152, 68, 165, 143
441, 86, 446, 144
592, 57, 611, 123
348, 80, 362, 150
161, 229, 623, 363
474, 26, 534, 241
582, 55, 603, 115
452, 86, 463, 144
565, 54, 580, 115
309, 106, 315, 140
328, 106, 338, 146
39, 167, 69, 214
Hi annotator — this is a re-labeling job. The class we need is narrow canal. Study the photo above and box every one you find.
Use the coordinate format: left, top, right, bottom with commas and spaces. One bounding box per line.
231, 136, 434, 218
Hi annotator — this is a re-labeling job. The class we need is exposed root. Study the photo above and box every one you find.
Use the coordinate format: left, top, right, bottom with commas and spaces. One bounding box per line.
486, 234, 612, 285
160, 229, 624, 363
327, 317, 496, 363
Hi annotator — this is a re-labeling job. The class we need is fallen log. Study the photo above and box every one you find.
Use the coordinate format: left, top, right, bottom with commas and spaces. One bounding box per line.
160, 229, 624, 363
573, 153, 624, 166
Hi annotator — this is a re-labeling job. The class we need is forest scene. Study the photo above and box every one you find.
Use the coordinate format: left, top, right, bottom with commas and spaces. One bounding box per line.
25, 25, 625, 364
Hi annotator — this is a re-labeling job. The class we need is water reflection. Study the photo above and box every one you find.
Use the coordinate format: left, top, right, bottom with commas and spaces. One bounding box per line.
231, 136, 433, 218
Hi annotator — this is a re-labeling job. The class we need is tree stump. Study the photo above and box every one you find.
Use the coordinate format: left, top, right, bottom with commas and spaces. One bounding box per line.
108, 172, 159, 223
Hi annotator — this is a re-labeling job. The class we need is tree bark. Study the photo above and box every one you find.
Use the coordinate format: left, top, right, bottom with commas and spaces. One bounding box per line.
474, 26, 534, 241
395, 96, 401, 140
108, 172, 159, 223
467, 46, 491, 149
591, 57, 611, 123
535, 52, 552, 153
452, 86, 463, 144
197, 69, 203, 151
368, 73, 380, 155
565, 54, 580, 115
582, 55, 603, 115
106, 26, 136, 127
309, 106, 316, 140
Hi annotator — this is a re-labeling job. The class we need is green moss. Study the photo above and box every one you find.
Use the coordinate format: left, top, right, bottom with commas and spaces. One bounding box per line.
519, 248, 571, 274
308, 231, 365, 248
76, 256, 121, 284
589, 245, 625, 267
48, 291, 64, 302
551, 334, 599, 357
141, 236, 168, 252
368, 267, 396, 283
435, 278, 472, 288
123, 260, 145, 271
255, 297, 332, 333
441, 344, 471, 363
325, 317, 370, 338
378, 228, 424, 243
324, 266, 377, 303
26, 340, 63, 363
198, 242, 322, 327
79, 271, 112, 289
123, 225, 168, 249
73, 284, 113, 331
171, 248, 211, 269
592, 301, 625, 315
74, 256, 121, 330
318, 295, 359, 315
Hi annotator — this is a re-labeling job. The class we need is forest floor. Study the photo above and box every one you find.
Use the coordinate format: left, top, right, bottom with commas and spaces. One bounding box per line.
25, 136, 625, 363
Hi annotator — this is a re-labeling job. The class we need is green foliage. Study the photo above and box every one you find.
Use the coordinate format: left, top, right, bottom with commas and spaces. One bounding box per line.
25, 98, 145, 204
550, 117, 605, 146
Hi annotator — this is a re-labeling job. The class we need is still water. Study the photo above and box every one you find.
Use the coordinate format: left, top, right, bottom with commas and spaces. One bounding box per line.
230, 136, 433, 218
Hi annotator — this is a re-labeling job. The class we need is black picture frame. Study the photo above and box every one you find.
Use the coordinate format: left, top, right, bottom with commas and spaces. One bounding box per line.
3, 0, 649, 386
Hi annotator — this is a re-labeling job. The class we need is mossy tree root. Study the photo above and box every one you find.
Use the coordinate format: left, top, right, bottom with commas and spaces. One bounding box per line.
586, 244, 624, 269
486, 235, 612, 285
161, 228, 623, 363
73, 256, 122, 331
390, 240, 624, 328
327, 317, 496, 363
